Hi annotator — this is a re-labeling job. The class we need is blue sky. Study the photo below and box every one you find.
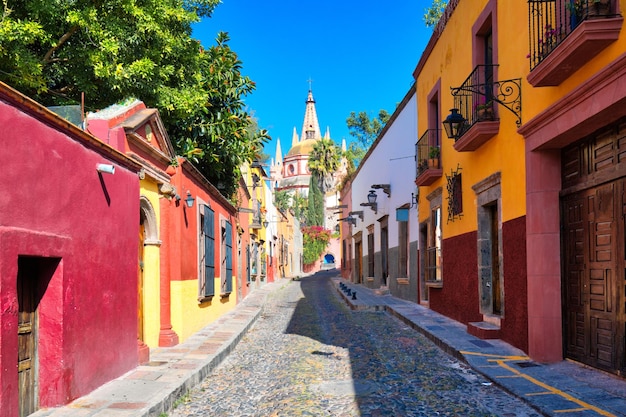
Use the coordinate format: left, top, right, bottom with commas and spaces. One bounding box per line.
193, 1, 434, 160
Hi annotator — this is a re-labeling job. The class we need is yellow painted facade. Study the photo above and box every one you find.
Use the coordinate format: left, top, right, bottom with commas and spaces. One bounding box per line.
139, 180, 162, 348
416, 0, 528, 237
170, 276, 237, 341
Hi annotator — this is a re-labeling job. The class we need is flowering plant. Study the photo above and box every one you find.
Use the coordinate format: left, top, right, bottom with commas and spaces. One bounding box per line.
541, 24, 559, 50
302, 226, 331, 264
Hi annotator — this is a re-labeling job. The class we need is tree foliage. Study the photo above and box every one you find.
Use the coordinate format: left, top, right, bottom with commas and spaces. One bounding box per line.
306, 173, 324, 227
424, 0, 448, 28
345, 109, 390, 168
308, 138, 341, 193
0, 0, 268, 197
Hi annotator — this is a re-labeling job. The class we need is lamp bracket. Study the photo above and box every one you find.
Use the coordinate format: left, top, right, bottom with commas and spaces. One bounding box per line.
360, 202, 378, 214
349, 210, 364, 221
450, 65, 522, 127
371, 184, 391, 197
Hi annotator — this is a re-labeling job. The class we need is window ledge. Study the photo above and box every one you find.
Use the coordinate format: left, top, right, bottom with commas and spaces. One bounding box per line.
366, 277, 375, 282
453, 121, 500, 152
197, 295, 214, 304
220, 292, 231, 299
426, 281, 443, 288
396, 278, 409, 285
528, 17, 623, 87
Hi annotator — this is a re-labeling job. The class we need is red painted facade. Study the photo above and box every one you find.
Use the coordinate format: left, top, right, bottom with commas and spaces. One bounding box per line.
0, 83, 140, 415
429, 217, 529, 353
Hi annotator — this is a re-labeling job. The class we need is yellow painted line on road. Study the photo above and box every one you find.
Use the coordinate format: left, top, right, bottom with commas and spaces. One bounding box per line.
555, 408, 588, 413
525, 391, 553, 396
460, 351, 616, 417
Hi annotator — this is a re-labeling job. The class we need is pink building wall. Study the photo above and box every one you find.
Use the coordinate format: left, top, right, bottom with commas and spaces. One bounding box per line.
0, 83, 140, 415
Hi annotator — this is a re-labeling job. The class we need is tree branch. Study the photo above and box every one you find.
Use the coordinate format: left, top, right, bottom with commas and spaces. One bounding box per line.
43, 25, 79, 64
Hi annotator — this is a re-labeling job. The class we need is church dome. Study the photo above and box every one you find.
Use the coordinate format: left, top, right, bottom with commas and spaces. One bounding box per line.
286, 138, 318, 157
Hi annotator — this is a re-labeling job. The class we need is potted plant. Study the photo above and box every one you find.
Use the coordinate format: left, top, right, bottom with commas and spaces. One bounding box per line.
428, 146, 440, 169
589, 0, 611, 17
475, 100, 494, 121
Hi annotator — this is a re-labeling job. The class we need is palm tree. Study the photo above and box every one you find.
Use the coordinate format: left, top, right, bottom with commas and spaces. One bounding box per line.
308, 139, 341, 193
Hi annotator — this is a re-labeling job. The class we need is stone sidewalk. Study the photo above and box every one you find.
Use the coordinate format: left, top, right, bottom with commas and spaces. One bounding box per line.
31, 279, 292, 417
334, 277, 626, 417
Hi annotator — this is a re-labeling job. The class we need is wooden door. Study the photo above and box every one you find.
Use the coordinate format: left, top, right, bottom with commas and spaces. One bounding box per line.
355, 240, 363, 284
18, 258, 38, 417
562, 180, 623, 373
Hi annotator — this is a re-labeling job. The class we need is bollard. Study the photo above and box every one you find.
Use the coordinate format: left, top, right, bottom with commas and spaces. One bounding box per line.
352, 291, 357, 300
347, 289, 352, 296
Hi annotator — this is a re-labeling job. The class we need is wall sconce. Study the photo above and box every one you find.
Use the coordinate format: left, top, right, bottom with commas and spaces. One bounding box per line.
360, 190, 378, 214
96, 163, 115, 175
184, 190, 195, 208
371, 184, 391, 197
339, 216, 357, 226
442, 108, 467, 140
263, 220, 269, 228
349, 211, 364, 221
411, 191, 419, 208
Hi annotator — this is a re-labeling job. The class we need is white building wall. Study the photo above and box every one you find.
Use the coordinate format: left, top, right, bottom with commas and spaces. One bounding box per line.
350, 89, 418, 292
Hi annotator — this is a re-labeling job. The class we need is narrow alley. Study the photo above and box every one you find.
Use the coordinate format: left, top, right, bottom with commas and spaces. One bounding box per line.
168, 271, 540, 417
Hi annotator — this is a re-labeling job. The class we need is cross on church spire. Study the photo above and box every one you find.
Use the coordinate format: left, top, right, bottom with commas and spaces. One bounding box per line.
307, 77, 313, 91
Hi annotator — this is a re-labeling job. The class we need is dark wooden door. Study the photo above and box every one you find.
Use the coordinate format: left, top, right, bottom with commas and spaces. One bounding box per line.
355, 240, 362, 284
562, 180, 623, 373
18, 258, 38, 417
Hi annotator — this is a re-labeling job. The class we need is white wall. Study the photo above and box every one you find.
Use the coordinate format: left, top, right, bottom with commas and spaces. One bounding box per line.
350, 90, 419, 258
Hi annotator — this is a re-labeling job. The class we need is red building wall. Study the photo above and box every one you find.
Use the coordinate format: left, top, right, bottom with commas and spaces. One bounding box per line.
429, 217, 529, 352
0, 85, 140, 415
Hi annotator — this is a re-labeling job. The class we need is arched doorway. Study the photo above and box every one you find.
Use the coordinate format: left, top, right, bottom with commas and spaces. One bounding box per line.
138, 197, 160, 363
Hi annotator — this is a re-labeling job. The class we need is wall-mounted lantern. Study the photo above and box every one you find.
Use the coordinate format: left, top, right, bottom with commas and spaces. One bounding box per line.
360, 190, 378, 214
442, 108, 467, 140
184, 190, 195, 208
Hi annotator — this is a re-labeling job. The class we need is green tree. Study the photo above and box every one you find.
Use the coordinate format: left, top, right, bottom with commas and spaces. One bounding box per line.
345, 109, 390, 167
308, 138, 341, 193
306, 173, 324, 227
0, 0, 268, 197
274, 190, 291, 213
424, 0, 449, 28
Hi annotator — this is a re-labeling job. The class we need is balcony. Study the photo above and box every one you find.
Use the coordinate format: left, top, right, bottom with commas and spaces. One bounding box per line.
527, 0, 622, 87
415, 129, 442, 187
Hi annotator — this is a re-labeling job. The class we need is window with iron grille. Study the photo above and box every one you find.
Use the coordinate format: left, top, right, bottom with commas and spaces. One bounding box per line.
221, 220, 233, 295
367, 231, 375, 277
199, 205, 215, 300
398, 220, 408, 277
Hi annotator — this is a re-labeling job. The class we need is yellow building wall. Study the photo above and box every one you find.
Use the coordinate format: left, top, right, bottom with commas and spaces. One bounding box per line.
416, 0, 529, 239
170, 275, 237, 342
140, 180, 162, 348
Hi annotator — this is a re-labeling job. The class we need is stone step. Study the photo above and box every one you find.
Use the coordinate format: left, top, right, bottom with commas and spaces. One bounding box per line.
467, 321, 501, 339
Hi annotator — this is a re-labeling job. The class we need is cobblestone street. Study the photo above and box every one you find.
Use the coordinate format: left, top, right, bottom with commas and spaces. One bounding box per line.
168, 271, 541, 417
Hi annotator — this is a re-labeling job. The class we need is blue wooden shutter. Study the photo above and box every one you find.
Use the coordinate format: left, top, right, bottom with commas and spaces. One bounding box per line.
225, 220, 233, 293
204, 205, 215, 297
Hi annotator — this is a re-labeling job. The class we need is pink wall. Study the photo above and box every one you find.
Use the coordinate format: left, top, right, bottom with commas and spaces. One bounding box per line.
0, 89, 140, 415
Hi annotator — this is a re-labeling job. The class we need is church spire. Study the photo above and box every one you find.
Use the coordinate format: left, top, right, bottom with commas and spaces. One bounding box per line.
300, 89, 321, 141
275, 137, 283, 165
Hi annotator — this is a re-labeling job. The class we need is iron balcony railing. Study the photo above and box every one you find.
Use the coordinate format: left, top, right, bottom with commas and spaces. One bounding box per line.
528, 0, 616, 70
450, 64, 522, 133
415, 129, 441, 178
